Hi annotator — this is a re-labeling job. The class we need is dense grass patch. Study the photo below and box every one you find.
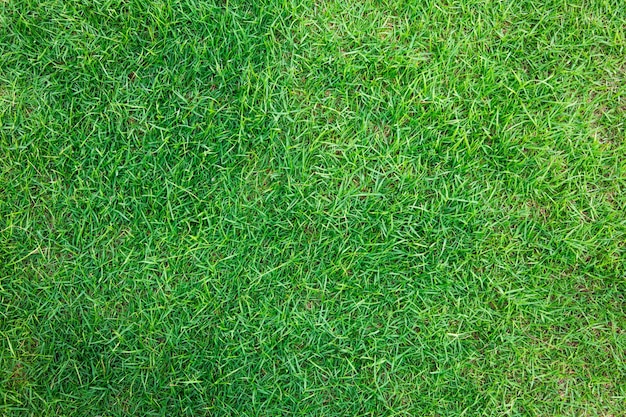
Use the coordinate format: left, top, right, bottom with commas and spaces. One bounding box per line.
1, 0, 625, 415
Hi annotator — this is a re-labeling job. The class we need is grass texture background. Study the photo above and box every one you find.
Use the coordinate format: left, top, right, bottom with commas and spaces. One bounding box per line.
1, 0, 625, 415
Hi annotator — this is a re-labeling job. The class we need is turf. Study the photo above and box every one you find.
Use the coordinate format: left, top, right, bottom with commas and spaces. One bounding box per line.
1, 0, 625, 415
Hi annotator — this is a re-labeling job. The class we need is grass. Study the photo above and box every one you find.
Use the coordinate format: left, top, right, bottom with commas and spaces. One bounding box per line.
1, 0, 625, 415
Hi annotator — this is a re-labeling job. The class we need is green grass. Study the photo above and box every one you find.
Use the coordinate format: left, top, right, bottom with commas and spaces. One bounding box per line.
1, 0, 625, 415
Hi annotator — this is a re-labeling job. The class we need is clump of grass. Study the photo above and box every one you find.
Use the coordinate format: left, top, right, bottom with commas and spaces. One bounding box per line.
1, 0, 625, 415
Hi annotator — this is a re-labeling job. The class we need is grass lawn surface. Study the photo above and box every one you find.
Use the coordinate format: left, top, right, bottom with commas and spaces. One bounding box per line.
1, 0, 625, 415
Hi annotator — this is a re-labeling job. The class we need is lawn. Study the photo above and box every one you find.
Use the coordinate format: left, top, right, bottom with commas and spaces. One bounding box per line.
1, 0, 625, 415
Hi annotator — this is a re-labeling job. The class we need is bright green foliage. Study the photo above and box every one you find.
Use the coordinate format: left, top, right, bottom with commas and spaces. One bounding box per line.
1, 0, 625, 415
